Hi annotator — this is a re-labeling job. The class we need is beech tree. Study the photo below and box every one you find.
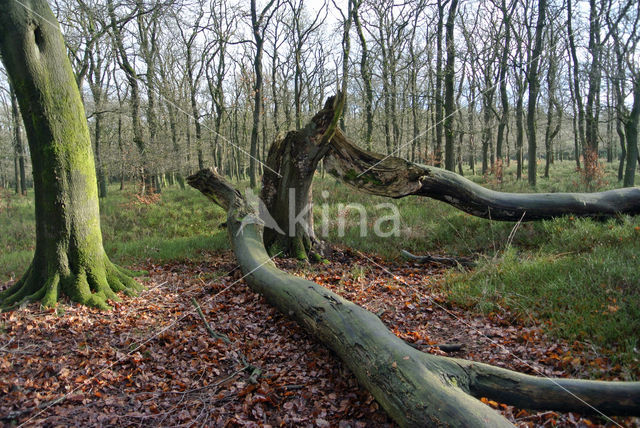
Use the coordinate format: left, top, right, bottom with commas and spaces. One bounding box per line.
0, 0, 140, 309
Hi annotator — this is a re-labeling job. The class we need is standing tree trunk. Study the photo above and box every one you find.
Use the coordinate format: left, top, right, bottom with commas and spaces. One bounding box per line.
567, 0, 585, 169
108, 0, 148, 194
137, 0, 161, 192
434, 0, 448, 166
583, 0, 602, 175
93, 96, 108, 198
87, 39, 109, 199
10, 85, 27, 196
526, 0, 546, 186
543, 36, 562, 179
0, 0, 140, 309
623, 77, 639, 187
443, 0, 458, 171
354, 4, 373, 151
249, 0, 280, 188
481, 69, 495, 175
496, 0, 513, 166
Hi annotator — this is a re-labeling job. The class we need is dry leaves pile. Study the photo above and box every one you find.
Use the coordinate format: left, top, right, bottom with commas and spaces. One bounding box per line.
1, 249, 636, 427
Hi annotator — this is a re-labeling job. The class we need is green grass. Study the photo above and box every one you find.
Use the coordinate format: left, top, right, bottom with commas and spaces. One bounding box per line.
312, 160, 640, 372
1, 159, 639, 373
0, 185, 228, 281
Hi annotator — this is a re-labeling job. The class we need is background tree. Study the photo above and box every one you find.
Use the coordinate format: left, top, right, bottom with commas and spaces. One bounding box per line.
249, 0, 281, 188
443, 0, 458, 171
526, 0, 546, 186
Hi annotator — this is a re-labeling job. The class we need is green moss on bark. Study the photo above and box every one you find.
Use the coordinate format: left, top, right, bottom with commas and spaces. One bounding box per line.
0, 0, 142, 310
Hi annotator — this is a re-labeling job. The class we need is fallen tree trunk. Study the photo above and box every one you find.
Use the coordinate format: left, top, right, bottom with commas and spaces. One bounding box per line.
325, 129, 640, 221
188, 168, 640, 427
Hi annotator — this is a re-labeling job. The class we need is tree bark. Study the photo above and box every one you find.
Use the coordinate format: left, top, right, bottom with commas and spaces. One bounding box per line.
443, 0, 458, 172
107, 0, 148, 193
481, 69, 495, 176
434, 0, 447, 167
188, 167, 640, 427
10, 85, 27, 196
567, 0, 585, 169
526, 0, 546, 186
583, 0, 602, 171
325, 128, 640, 222
623, 77, 639, 187
260, 95, 343, 260
0, 0, 141, 310
249, 0, 279, 188
354, 5, 373, 151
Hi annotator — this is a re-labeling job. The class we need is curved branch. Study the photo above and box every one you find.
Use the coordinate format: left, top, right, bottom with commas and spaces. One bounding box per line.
326, 129, 640, 221
188, 168, 640, 427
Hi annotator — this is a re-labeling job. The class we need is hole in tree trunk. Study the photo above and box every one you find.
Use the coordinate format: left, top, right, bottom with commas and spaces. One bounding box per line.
34, 26, 44, 49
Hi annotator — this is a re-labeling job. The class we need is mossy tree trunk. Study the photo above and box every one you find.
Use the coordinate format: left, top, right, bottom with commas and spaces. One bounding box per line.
0, 0, 141, 310
260, 95, 343, 260
189, 168, 640, 427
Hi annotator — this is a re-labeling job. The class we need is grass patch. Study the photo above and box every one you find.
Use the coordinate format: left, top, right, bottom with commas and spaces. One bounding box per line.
313, 161, 640, 371
0, 185, 227, 281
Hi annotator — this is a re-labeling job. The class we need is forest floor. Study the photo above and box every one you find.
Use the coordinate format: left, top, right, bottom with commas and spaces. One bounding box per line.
1, 161, 639, 427
1, 248, 638, 427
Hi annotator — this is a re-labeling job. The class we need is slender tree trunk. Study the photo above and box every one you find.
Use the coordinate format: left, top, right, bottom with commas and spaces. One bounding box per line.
526, 0, 546, 186
248, 0, 279, 187
516, 93, 524, 180
443, 0, 458, 171
250, 29, 264, 187
543, 49, 561, 179
13, 142, 20, 194
94, 104, 108, 198
584, 0, 602, 169
617, 120, 626, 181
108, 0, 147, 194
117, 97, 125, 191
567, 0, 586, 167
623, 78, 640, 187
434, 0, 447, 166
481, 71, 495, 175
468, 82, 476, 175
353, 8, 373, 150
10, 85, 27, 195
496, 0, 513, 165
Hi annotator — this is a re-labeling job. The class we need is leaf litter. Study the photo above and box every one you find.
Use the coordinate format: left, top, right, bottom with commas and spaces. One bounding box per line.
1, 248, 638, 427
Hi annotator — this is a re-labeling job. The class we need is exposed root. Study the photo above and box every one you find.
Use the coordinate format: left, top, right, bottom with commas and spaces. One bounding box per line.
1, 258, 143, 311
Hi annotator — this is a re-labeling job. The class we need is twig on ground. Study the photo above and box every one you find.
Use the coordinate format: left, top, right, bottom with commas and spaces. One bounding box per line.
401, 250, 476, 268
190, 298, 230, 344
